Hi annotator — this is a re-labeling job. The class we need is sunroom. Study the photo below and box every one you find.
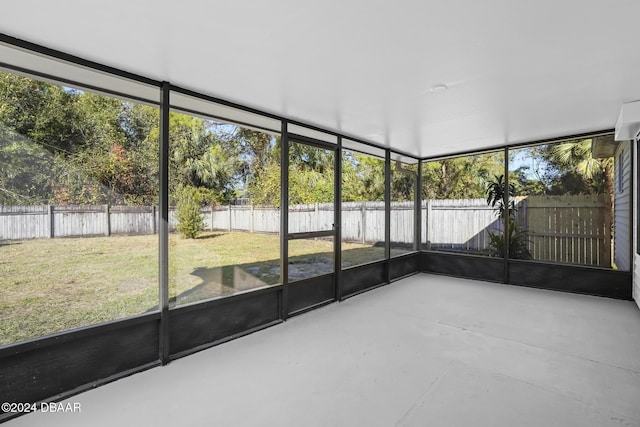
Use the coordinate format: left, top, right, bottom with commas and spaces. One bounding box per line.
1, 1, 640, 425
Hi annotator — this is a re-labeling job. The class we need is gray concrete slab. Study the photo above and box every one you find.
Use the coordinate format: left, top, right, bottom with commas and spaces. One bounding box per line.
7, 274, 640, 426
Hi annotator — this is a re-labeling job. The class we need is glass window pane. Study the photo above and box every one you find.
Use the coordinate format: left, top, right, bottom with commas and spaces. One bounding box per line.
168, 110, 281, 306
287, 141, 335, 281
288, 238, 334, 282
508, 136, 629, 270
637, 145, 640, 257
391, 159, 417, 255
341, 148, 386, 267
288, 142, 335, 232
0, 70, 159, 346
421, 151, 505, 256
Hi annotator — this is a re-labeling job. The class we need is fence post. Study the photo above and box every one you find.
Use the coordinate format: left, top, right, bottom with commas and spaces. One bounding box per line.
250, 205, 255, 233
210, 205, 214, 231
48, 204, 55, 238
228, 205, 232, 232
104, 204, 111, 236
425, 199, 432, 250
602, 195, 612, 267
152, 205, 157, 234
361, 203, 366, 245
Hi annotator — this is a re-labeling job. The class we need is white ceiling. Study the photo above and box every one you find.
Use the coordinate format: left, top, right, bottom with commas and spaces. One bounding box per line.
1, 0, 640, 158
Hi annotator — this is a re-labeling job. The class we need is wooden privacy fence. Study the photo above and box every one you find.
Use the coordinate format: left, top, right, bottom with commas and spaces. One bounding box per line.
421, 199, 499, 253
0, 205, 157, 240
0, 195, 611, 266
0, 202, 423, 244
517, 195, 611, 267
209, 202, 415, 244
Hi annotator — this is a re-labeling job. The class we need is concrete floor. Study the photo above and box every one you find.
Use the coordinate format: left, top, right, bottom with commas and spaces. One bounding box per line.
7, 274, 640, 427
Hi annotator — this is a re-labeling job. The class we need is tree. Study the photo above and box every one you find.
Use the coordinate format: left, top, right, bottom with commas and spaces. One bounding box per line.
541, 139, 613, 203
168, 112, 244, 205
287, 143, 335, 204
193, 144, 240, 203
288, 167, 335, 205
248, 161, 281, 206
0, 71, 161, 205
342, 152, 385, 202
510, 166, 546, 196
0, 73, 85, 154
422, 153, 504, 200
0, 129, 55, 204
392, 161, 417, 202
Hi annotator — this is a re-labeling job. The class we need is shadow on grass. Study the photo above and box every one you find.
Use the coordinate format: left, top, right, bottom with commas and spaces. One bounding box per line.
171, 244, 395, 306
195, 233, 224, 240
0, 240, 21, 247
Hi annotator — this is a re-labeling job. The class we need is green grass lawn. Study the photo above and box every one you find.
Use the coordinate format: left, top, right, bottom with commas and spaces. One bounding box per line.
0, 232, 404, 346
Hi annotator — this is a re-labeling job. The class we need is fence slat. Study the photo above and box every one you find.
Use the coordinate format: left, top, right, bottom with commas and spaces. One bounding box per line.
523, 195, 610, 267
0, 196, 612, 267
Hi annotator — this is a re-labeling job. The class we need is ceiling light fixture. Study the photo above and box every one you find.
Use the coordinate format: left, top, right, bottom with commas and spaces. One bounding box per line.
429, 83, 448, 93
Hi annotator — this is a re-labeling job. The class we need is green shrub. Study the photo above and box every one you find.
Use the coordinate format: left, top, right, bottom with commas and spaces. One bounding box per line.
486, 221, 532, 259
176, 185, 205, 239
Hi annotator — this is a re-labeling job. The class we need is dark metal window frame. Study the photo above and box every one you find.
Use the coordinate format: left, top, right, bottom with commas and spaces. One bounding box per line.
284, 133, 339, 315
0, 31, 632, 423
419, 132, 633, 298
0, 34, 626, 334
636, 139, 639, 256
389, 158, 420, 259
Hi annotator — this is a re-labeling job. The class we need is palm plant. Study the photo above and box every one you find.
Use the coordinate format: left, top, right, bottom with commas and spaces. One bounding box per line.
485, 174, 531, 259
545, 138, 613, 208
485, 174, 515, 217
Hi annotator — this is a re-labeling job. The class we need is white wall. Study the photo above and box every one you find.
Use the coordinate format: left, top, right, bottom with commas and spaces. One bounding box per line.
633, 138, 639, 309
614, 141, 632, 271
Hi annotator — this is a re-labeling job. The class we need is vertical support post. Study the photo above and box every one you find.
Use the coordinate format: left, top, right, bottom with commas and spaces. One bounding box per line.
503, 146, 510, 284
48, 204, 54, 238
415, 160, 422, 252
280, 121, 289, 319
228, 205, 232, 232
250, 204, 255, 233
152, 205, 157, 234
104, 204, 110, 236
335, 137, 342, 301
385, 150, 391, 283
630, 140, 640, 260
361, 203, 366, 245
425, 199, 432, 250
159, 82, 170, 365
636, 139, 640, 258
628, 142, 634, 266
